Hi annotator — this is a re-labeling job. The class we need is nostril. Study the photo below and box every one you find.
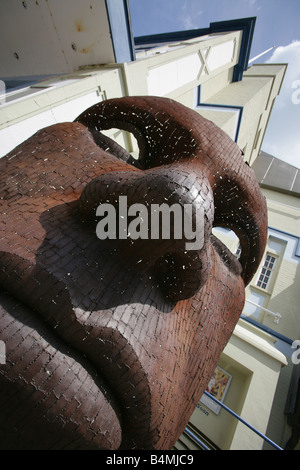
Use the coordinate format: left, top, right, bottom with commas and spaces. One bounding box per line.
211, 226, 243, 276
95, 128, 142, 167
154, 250, 211, 302
212, 227, 242, 259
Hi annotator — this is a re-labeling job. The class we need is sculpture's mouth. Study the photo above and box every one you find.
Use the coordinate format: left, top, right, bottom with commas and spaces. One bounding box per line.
0, 285, 124, 450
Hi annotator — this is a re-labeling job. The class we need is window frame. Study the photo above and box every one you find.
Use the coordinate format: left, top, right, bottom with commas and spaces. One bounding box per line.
256, 253, 277, 290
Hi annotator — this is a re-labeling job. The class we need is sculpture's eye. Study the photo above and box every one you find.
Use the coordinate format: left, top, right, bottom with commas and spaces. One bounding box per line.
212, 175, 266, 286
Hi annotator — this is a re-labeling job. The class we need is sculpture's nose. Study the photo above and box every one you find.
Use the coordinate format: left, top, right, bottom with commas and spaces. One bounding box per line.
78, 163, 215, 302
76, 95, 267, 292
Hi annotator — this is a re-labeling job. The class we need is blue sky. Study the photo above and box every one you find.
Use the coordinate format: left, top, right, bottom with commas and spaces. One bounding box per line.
129, 0, 300, 168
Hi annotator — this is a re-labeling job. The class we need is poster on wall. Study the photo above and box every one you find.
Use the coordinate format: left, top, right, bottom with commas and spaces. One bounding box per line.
200, 366, 232, 415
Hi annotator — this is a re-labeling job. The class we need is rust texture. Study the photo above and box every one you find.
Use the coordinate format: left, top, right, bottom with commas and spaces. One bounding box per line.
0, 96, 267, 450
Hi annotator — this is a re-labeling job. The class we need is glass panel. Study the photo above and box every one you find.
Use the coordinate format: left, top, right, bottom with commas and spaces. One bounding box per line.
257, 254, 276, 289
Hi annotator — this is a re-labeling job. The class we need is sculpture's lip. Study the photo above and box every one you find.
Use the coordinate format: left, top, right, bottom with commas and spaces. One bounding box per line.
0, 279, 124, 450
0, 251, 138, 449
69, 303, 153, 448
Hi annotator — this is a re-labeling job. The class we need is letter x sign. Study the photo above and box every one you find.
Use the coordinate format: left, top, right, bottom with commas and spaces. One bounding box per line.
198, 47, 210, 78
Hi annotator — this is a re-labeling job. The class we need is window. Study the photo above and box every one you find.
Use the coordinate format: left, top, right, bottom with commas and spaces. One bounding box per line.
243, 290, 268, 321
257, 253, 276, 289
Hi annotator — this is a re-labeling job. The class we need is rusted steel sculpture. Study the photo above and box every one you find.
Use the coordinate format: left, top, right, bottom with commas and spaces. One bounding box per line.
0, 96, 267, 450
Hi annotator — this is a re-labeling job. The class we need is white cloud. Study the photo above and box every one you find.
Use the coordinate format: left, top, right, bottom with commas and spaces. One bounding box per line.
181, 14, 199, 30
262, 41, 300, 168
244, 0, 261, 10
179, 1, 202, 30
246, 0, 257, 7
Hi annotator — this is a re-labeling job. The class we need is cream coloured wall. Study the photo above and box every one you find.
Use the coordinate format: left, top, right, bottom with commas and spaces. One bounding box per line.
188, 320, 286, 450
192, 181, 300, 450
264, 188, 300, 236
213, 186, 300, 341
1, 31, 286, 172
244, 187, 300, 449
225, 322, 286, 450
244, 188, 300, 340
195, 64, 287, 165
189, 353, 252, 449
0, 67, 127, 158
125, 31, 243, 98
167, 62, 287, 165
